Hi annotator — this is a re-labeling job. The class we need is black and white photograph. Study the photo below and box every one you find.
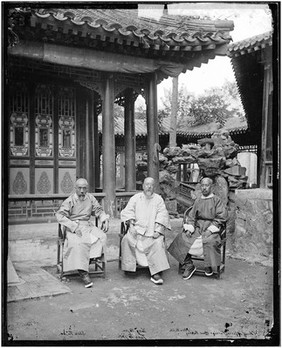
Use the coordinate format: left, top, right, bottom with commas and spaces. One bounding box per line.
3, 1, 279, 345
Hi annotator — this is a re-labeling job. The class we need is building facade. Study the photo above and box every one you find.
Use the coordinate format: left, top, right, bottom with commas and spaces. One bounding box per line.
6, 6, 234, 215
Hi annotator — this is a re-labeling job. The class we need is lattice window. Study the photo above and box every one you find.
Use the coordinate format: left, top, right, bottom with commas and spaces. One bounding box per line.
116, 154, 121, 178
9, 82, 29, 156
58, 87, 76, 158
35, 84, 53, 157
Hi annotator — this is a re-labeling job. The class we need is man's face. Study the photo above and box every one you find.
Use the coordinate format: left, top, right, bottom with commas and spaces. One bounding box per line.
75, 181, 88, 199
143, 179, 155, 197
200, 179, 212, 197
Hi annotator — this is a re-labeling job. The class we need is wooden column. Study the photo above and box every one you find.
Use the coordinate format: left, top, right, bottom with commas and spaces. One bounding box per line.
259, 55, 272, 188
29, 82, 36, 193
102, 75, 116, 216
170, 76, 178, 148
124, 88, 136, 191
146, 73, 160, 189
93, 95, 100, 190
53, 85, 59, 193
86, 91, 95, 192
76, 86, 87, 179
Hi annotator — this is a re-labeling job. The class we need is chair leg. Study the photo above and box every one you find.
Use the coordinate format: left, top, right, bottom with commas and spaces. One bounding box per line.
216, 266, 221, 279
178, 263, 182, 274
57, 241, 64, 281
102, 260, 106, 278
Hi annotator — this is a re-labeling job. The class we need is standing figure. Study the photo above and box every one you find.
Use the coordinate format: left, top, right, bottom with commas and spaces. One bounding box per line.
168, 177, 227, 280
121, 177, 171, 285
56, 178, 109, 288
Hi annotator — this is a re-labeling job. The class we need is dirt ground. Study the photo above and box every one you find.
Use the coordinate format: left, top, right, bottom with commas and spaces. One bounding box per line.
6, 256, 274, 344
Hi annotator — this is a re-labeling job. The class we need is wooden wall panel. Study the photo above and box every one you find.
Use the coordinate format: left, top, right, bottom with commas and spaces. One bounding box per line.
58, 168, 76, 194
35, 168, 54, 194
9, 168, 30, 195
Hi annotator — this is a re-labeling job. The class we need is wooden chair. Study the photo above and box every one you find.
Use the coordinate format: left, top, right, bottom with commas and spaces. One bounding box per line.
178, 207, 227, 279
118, 221, 170, 270
57, 217, 106, 280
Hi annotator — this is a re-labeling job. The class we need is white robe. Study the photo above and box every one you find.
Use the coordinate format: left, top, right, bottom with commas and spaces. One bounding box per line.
120, 192, 171, 275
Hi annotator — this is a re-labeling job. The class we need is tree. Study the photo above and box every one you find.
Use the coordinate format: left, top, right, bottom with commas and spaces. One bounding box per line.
159, 81, 245, 130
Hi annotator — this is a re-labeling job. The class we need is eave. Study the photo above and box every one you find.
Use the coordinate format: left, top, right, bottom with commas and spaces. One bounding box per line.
9, 7, 234, 76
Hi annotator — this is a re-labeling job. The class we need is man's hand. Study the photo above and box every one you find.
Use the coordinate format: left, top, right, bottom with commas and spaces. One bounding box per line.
202, 229, 212, 238
183, 224, 194, 237
129, 225, 137, 237
101, 219, 109, 233
185, 230, 194, 237
75, 228, 82, 237
153, 231, 161, 239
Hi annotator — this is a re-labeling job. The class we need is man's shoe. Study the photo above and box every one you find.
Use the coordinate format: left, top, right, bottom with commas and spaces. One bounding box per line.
183, 265, 196, 280
124, 270, 136, 275
82, 274, 93, 288
150, 273, 164, 285
205, 267, 213, 276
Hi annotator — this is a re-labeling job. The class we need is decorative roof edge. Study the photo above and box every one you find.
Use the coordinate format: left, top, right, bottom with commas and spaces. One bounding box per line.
228, 31, 273, 57
30, 9, 233, 50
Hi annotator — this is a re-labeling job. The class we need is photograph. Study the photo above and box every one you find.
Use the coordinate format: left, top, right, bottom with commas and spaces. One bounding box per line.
3, 1, 279, 345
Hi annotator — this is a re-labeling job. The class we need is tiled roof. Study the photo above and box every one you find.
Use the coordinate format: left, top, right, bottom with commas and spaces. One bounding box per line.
228, 31, 273, 135
228, 31, 272, 57
98, 116, 247, 137
30, 8, 233, 53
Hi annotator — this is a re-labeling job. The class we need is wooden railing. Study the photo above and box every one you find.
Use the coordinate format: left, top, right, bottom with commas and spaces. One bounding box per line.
8, 192, 136, 223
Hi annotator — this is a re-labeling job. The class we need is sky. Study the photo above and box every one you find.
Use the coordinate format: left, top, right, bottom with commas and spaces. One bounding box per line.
136, 2, 273, 108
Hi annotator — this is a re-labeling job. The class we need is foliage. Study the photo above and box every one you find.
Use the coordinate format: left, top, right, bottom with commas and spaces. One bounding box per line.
112, 81, 245, 130
160, 80, 245, 129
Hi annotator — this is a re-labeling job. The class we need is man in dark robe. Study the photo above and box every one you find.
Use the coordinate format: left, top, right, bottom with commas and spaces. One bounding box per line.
168, 177, 227, 280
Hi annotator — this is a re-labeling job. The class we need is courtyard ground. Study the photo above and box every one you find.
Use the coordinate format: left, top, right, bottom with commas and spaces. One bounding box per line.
5, 254, 276, 345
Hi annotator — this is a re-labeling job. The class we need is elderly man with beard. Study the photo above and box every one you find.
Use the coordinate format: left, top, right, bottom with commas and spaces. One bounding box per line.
120, 177, 171, 285
56, 178, 109, 288
168, 177, 227, 280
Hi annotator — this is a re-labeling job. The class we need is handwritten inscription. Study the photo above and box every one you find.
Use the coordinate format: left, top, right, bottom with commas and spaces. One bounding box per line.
169, 327, 261, 337
118, 327, 146, 340
60, 325, 85, 336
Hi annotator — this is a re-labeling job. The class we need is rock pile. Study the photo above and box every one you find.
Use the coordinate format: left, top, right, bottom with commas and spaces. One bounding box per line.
160, 129, 248, 189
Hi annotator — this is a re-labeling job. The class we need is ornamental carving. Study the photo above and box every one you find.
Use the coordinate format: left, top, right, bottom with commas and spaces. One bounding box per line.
12, 171, 27, 194
9, 83, 29, 157
10, 112, 29, 156
35, 114, 53, 156
60, 172, 74, 194
35, 84, 53, 157
37, 171, 51, 194
75, 79, 103, 99
114, 84, 128, 99
58, 87, 76, 158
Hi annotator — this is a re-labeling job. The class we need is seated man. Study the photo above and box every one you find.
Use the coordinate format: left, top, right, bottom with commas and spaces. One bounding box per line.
121, 177, 171, 285
168, 177, 227, 280
56, 178, 109, 288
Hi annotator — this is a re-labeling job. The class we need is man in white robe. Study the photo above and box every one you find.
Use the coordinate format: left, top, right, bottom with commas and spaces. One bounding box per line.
121, 177, 171, 285
56, 178, 109, 288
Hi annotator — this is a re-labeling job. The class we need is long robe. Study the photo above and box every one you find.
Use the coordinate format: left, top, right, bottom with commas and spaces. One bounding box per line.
56, 192, 109, 272
120, 192, 171, 275
168, 194, 227, 268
